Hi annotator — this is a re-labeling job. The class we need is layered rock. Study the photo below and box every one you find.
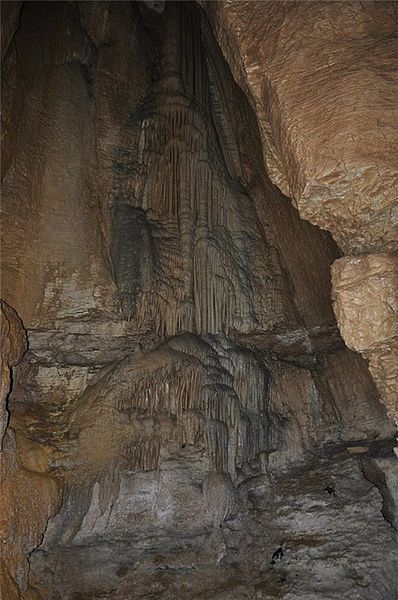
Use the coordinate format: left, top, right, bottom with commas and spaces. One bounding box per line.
1, 2, 397, 599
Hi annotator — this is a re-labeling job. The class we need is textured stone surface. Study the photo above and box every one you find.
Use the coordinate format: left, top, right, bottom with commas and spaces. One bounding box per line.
332, 253, 398, 426
0, 302, 60, 599
0, 433, 61, 599
1, 2, 397, 599
0, 300, 27, 446
201, 0, 398, 254
28, 457, 398, 599
201, 0, 398, 443
332, 254, 398, 353
1, 1, 339, 340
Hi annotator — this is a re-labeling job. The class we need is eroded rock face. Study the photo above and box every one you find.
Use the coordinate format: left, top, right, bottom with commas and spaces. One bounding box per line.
0, 300, 27, 446
1, 2, 397, 599
0, 436, 61, 600
332, 254, 398, 354
201, 0, 398, 436
332, 253, 398, 426
201, 0, 398, 255
0, 301, 61, 599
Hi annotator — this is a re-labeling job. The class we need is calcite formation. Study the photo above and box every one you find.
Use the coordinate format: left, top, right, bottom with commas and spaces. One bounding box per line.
1, 2, 397, 599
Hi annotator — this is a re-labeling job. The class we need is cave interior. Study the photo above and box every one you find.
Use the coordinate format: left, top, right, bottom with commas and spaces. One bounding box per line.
1, 1, 397, 599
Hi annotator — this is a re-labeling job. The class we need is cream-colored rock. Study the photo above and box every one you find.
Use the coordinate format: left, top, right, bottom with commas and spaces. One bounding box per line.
332, 253, 398, 352
332, 253, 398, 424
202, 1, 398, 254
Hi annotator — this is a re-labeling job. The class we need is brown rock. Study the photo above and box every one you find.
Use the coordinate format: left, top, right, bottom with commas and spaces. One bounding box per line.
0, 302, 60, 599
201, 1, 398, 254
0, 300, 27, 446
0, 435, 61, 598
332, 253, 398, 353
1, 2, 397, 598
332, 253, 398, 425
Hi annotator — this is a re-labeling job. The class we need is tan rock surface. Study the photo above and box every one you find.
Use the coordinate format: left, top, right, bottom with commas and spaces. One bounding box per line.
332, 254, 398, 352
202, 0, 398, 440
201, 1, 398, 254
332, 253, 398, 425
0, 302, 60, 599
0, 434, 61, 599
1, 1, 340, 343
1, 2, 397, 599
0, 300, 27, 446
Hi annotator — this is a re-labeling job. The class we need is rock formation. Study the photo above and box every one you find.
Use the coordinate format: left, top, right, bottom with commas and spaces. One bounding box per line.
332, 254, 398, 429
0, 300, 27, 447
200, 0, 398, 432
1, 2, 397, 599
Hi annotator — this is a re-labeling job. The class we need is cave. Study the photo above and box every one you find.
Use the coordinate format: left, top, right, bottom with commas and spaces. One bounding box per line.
1, 1, 397, 599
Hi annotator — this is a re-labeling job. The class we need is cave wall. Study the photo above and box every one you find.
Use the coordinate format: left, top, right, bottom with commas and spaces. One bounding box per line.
200, 0, 398, 254
200, 0, 398, 429
1, 2, 397, 599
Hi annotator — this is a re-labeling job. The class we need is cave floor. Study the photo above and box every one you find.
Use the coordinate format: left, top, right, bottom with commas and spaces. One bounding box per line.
29, 449, 398, 600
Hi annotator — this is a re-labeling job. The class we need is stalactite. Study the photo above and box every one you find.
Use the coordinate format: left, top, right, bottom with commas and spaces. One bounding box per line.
76, 336, 270, 482
110, 1, 289, 338
69, 0, 281, 546
124, 437, 161, 472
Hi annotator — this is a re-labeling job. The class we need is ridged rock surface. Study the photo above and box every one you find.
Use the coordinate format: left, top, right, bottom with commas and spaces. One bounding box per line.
200, 0, 398, 432
0, 301, 60, 598
200, 0, 398, 254
0, 300, 27, 446
1, 2, 397, 599
332, 253, 398, 427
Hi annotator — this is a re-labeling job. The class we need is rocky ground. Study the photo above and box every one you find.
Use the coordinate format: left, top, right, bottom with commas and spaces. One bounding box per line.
29, 451, 398, 599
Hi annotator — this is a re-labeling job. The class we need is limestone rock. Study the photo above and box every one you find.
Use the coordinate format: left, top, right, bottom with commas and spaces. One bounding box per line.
332, 253, 398, 426
362, 455, 398, 530
332, 254, 398, 353
28, 456, 398, 599
0, 300, 27, 446
200, 0, 398, 441
201, 1, 398, 254
1, 2, 397, 599
0, 433, 61, 599
0, 302, 60, 599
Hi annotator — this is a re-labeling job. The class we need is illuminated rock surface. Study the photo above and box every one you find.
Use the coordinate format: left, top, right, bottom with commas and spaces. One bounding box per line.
1, 2, 397, 599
